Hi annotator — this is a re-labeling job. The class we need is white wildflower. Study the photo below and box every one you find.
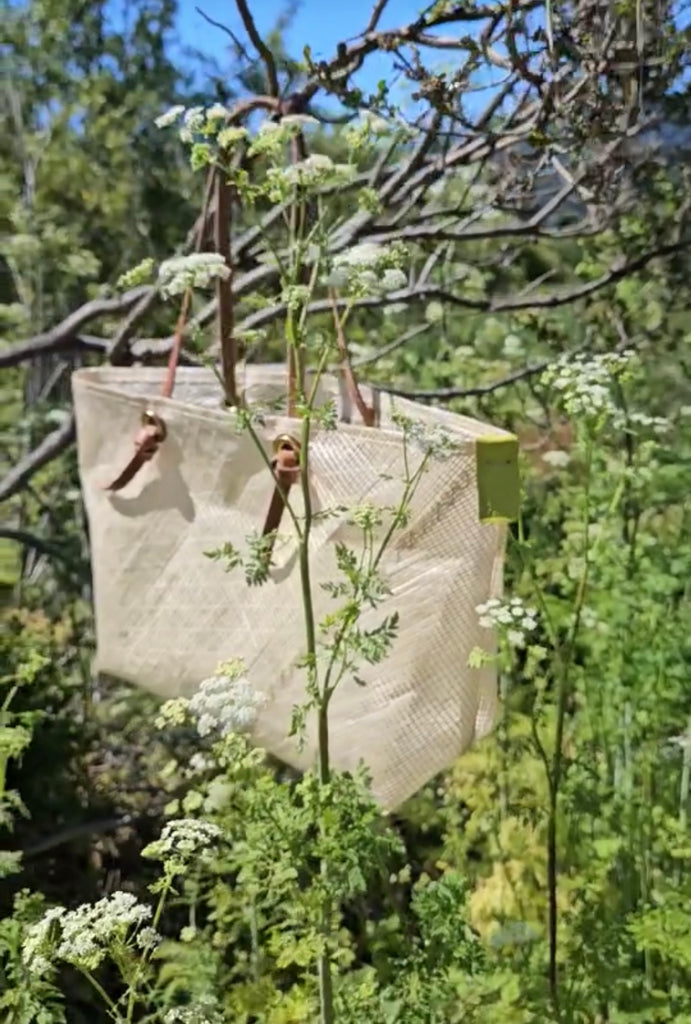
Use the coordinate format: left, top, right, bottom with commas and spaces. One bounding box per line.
136, 926, 161, 950
328, 242, 409, 297
476, 597, 539, 648
164, 1003, 224, 1024
158, 253, 230, 297
542, 449, 570, 469
22, 906, 65, 975
218, 125, 249, 150
542, 351, 633, 426
187, 752, 213, 775
142, 818, 223, 872
23, 892, 151, 973
279, 114, 319, 129
270, 154, 356, 191
189, 661, 268, 737
628, 411, 669, 434
179, 106, 205, 142
206, 103, 228, 120
334, 241, 387, 270
380, 267, 407, 292
155, 105, 185, 129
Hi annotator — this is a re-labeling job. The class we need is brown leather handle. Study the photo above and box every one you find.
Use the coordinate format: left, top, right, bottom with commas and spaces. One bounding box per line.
261, 436, 301, 548
103, 411, 167, 492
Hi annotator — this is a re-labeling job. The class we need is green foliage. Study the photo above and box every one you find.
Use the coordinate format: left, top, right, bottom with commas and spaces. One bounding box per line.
1, 3, 690, 1022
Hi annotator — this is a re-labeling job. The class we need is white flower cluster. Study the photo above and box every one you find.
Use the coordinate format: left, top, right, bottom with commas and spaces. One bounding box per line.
542, 449, 570, 469
164, 1003, 224, 1024
628, 411, 669, 434
476, 597, 538, 648
23, 891, 152, 975
155, 104, 229, 141
344, 112, 415, 150
542, 352, 632, 425
158, 253, 230, 297
189, 664, 268, 737
327, 242, 408, 296
142, 818, 223, 870
155, 104, 186, 128
265, 154, 356, 199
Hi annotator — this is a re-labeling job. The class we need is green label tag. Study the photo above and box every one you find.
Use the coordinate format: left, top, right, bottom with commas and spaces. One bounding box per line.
476, 435, 520, 523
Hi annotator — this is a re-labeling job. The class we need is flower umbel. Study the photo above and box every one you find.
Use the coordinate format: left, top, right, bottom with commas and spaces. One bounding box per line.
476, 597, 539, 648
142, 818, 223, 874
541, 352, 633, 427
158, 253, 230, 297
189, 660, 268, 737
23, 892, 151, 974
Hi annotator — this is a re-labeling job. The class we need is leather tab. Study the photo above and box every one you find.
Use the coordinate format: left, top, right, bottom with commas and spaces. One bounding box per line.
103, 411, 167, 492
262, 436, 301, 544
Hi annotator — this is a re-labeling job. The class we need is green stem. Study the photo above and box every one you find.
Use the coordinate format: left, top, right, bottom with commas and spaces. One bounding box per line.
680, 716, 691, 836
80, 969, 120, 1017
125, 887, 168, 1023
547, 436, 593, 1013
294, 352, 335, 1024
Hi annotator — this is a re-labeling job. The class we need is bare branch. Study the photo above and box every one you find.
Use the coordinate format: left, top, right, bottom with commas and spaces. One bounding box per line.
379, 360, 551, 401
234, 0, 280, 97
1, 414, 75, 504
1, 289, 149, 369
365, 0, 390, 34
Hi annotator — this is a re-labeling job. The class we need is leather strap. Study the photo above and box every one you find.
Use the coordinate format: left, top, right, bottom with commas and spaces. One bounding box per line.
104, 169, 216, 493
262, 436, 301, 547
104, 411, 167, 492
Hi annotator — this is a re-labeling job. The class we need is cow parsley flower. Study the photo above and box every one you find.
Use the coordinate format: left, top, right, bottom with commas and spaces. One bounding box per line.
164, 1003, 224, 1024
142, 818, 223, 872
23, 892, 152, 974
155, 105, 185, 128
542, 449, 570, 469
266, 154, 356, 197
628, 411, 669, 435
327, 242, 409, 296
189, 661, 268, 737
179, 106, 206, 141
542, 352, 632, 426
206, 103, 228, 121
158, 253, 230, 297
476, 597, 538, 648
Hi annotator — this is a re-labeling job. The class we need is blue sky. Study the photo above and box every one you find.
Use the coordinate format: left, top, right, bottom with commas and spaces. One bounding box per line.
177, 0, 424, 78
174, 0, 690, 110
175, 0, 488, 105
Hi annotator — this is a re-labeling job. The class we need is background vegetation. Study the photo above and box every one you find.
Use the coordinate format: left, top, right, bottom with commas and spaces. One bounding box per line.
1, 0, 689, 1021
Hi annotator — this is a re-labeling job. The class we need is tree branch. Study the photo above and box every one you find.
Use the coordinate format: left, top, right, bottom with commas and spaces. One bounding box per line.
0, 414, 75, 504
234, 0, 280, 97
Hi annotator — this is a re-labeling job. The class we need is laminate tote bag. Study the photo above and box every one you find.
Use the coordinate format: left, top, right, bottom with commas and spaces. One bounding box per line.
72, 365, 514, 808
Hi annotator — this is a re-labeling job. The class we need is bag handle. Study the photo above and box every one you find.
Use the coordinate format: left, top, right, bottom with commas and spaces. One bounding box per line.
104, 164, 235, 492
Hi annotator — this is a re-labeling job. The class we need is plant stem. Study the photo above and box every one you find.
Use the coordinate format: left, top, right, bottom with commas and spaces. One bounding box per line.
547, 435, 593, 1013
80, 969, 119, 1017
295, 377, 335, 1024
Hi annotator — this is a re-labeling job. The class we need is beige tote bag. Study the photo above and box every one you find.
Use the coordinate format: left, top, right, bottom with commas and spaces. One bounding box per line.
72, 365, 514, 808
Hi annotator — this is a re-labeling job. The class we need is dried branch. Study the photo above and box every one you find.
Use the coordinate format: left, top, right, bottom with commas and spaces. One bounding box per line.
0, 414, 75, 504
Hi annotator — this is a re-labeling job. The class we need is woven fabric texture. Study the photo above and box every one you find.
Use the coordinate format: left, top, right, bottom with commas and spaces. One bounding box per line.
72, 365, 509, 808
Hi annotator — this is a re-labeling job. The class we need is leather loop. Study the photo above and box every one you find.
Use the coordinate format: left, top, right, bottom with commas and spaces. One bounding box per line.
104, 411, 166, 492
262, 436, 301, 545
